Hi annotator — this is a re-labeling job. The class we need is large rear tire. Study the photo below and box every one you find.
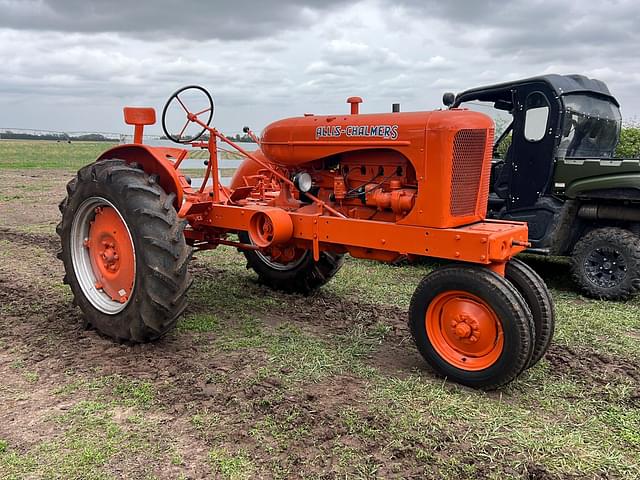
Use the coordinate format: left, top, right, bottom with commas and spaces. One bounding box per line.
409, 265, 533, 390
571, 227, 640, 300
505, 258, 555, 369
57, 159, 192, 342
238, 231, 344, 294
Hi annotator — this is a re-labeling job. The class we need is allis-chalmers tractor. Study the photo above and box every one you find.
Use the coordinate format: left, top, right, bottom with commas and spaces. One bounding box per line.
57, 86, 555, 389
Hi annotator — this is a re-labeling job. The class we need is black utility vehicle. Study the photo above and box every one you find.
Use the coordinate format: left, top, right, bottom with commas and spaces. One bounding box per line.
444, 74, 640, 300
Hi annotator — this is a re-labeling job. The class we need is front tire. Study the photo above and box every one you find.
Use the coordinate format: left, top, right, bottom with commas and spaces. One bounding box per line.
505, 258, 555, 369
409, 265, 533, 390
57, 159, 192, 342
238, 231, 344, 294
571, 227, 640, 300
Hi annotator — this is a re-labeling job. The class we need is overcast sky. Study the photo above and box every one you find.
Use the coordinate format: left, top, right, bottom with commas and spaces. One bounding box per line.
1, 0, 638, 136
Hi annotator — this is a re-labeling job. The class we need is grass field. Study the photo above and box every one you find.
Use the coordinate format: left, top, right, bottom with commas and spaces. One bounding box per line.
0, 141, 638, 479
0, 140, 240, 174
0, 140, 116, 170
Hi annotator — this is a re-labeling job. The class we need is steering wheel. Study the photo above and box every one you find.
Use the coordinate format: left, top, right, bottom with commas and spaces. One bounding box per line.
161, 85, 214, 144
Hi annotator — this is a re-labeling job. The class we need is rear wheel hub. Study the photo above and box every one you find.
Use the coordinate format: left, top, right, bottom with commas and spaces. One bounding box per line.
70, 197, 136, 314
87, 206, 134, 303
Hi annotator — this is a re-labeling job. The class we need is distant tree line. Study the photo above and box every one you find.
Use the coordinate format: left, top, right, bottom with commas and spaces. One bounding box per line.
226, 133, 253, 142
616, 124, 640, 158
0, 131, 119, 142
158, 133, 255, 143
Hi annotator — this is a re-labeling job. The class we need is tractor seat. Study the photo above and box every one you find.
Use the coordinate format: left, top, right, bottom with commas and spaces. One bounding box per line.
488, 192, 506, 211
492, 146, 513, 200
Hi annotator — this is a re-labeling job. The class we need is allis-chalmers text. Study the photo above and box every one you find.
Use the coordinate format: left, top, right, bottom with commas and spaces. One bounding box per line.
315, 125, 399, 140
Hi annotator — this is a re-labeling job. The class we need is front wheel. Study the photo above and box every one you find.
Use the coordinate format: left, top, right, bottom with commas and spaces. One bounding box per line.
409, 265, 533, 389
571, 227, 640, 300
505, 258, 555, 369
238, 231, 344, 294
57, 159, 192, 342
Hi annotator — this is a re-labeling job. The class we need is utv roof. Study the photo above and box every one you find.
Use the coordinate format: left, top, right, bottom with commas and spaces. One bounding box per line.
453, 74, 619, 107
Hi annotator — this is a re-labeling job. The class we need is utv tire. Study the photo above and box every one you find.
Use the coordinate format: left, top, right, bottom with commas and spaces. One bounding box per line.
57, 159, 192, 342
505, 258, 555, 369
571, 227, 640, 300
238, 231, 344, 294
409, 265, 534, 390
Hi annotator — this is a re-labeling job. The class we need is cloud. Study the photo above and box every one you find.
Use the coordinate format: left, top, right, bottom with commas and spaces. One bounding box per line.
0, 0, 638, 134
0, 0, 350, 40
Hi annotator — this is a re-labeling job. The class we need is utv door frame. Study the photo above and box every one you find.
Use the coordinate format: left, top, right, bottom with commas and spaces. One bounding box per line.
508, 83, 562, 209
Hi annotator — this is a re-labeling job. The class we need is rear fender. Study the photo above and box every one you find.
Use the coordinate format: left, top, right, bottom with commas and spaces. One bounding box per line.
97, 144, 188, 209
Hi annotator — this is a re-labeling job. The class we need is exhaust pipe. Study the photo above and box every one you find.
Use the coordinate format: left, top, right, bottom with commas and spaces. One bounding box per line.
578, 204, 640, 223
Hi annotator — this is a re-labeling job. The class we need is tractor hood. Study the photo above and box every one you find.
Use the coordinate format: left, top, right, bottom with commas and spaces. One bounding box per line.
259, 109, 488, 167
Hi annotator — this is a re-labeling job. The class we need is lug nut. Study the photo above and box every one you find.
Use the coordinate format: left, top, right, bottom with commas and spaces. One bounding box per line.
455, 322, 472, 338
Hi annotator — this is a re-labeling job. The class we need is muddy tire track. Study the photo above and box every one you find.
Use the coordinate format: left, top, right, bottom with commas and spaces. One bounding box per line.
545, 343, 640, 384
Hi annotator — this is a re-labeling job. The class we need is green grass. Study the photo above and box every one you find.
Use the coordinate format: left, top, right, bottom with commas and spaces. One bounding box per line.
208, 448, 254, 479
0, 140, 239, 176
0, 140, 115, 170
0, 400, 147, 480
53, 375, 156, 408
327, 256, 432, 308
362, 372, 640, 478
188, 247, 640, 363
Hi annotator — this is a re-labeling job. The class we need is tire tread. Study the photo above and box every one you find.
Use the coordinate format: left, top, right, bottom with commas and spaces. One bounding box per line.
57, 159, 192, 342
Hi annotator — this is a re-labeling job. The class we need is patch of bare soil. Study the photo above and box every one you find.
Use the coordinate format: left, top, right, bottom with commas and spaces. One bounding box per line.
545, 343, 640, 385
295, 294, 426, 375
188, 261, 426, 377
545, 343, 640, 409
0, 227, 59, 254
0, 170, 69, 229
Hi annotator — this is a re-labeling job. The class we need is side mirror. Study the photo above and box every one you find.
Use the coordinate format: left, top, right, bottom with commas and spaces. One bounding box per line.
442, 92, 455, 108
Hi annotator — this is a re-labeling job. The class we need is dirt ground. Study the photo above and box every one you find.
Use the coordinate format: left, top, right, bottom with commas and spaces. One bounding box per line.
0, 169, 639, 479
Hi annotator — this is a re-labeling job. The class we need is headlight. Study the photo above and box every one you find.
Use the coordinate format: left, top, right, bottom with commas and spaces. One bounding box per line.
293, 172, 313, 193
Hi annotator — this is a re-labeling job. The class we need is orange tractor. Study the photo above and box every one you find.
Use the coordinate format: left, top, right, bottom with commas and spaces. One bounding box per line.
57, 86, 554, 389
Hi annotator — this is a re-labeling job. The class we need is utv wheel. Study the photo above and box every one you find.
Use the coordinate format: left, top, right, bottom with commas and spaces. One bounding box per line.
505, 258, 555, 369
238, 231, 344, 294
571, 227, 640, 300
409, 265, 533, 390
57, 159, 192, 342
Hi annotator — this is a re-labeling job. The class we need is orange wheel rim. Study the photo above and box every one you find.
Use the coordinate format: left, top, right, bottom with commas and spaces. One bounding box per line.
87, 206, 135, 304
425, 291, 504, 371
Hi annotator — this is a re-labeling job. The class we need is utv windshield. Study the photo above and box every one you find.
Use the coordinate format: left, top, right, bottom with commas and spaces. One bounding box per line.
557, 94, 621, 158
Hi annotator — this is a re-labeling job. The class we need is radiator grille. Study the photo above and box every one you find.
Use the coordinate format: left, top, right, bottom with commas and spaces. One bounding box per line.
450, 129, 489, 217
